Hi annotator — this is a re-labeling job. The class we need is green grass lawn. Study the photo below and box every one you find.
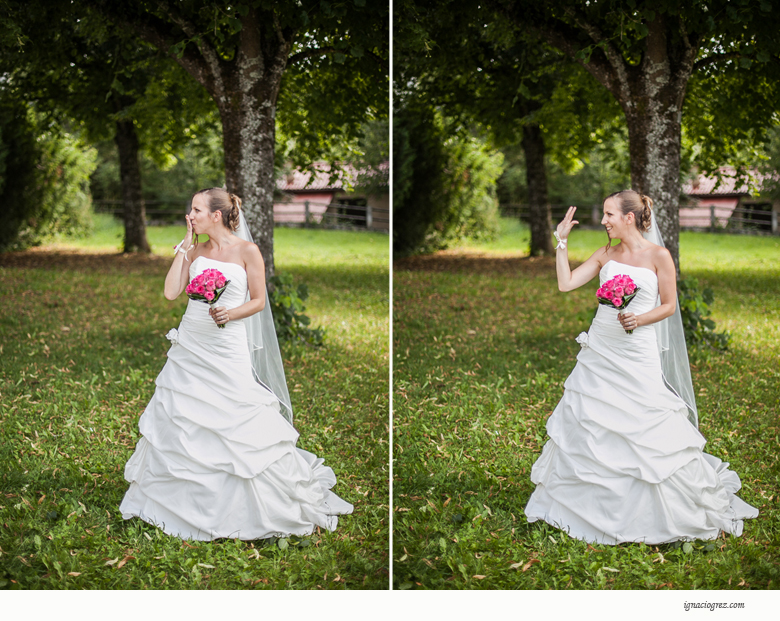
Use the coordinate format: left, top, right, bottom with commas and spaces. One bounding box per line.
0, 217, 389, 589
393, 219, 780, 590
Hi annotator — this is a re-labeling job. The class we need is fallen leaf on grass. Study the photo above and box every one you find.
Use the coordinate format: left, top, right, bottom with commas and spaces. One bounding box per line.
602, 567, 619, 573
522, 559, 539, 572
67, 572, 81, 576
117, 555, 135, 569
473, 575, 486, 579
105, 557, 119, 566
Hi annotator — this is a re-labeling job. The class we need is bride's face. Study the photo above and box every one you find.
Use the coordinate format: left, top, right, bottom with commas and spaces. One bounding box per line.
601, 198, 630, 238
189, 195, 218, 234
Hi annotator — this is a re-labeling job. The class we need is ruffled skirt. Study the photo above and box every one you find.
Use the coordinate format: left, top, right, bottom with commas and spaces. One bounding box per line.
524, 316, 757, 544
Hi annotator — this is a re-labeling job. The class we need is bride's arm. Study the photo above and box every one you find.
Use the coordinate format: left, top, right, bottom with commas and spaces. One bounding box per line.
621, 248, 677, 329
164, 215, 195, 300
215, 243, 266, 324
555, 206, 602, 292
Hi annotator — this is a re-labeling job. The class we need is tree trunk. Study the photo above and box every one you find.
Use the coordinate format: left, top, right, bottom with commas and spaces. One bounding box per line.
617, 16, 693, 275
114, 118, 150, 254
532, 12, 698, 272
188, 10, 291, 282
521, 124, 554, 256
624, 103, 683, 273
218, 76, 280, 281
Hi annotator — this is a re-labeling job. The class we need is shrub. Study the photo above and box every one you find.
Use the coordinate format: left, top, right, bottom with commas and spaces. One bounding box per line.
393, 103, 503, 255
0, 102, 96, 251
268, 273, 325, 346
678, 277, 730, 350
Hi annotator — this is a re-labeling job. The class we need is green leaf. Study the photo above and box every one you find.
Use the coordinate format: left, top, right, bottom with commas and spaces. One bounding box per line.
277, 538, 289, 550
683, 542, 694, 554
110, 78, 125, 94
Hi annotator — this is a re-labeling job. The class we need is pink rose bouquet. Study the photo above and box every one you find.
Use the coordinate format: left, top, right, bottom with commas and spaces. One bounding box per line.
596, 274, 641, 334
185, 268, 231, 328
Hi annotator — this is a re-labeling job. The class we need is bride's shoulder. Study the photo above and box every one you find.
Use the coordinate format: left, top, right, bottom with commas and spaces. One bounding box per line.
238, 240, 265, 269
649, 244, 674, 276
592, 244, 615, 268
648, 243, 672, 264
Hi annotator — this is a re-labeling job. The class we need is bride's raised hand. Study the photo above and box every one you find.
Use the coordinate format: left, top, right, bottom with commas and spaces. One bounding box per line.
556, 206, 579, 243
183, 214, 195, 250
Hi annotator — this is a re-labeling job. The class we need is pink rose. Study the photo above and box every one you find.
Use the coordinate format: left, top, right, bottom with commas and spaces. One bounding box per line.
626, 283, 636, 294
196, 285, 206, 295
614, 286, 624, 297
205, 291, 215, 301
216, 277, 226, 288
613, 296, 623, 307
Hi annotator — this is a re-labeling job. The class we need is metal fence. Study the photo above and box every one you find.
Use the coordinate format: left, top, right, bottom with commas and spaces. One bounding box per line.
499, 203, 779, 235
94, 200, 389, 231
273, 200, 389, 231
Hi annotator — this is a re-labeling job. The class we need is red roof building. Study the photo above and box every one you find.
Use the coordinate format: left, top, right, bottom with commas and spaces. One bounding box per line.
274, 162, 389, 231
680, 168, 778, 231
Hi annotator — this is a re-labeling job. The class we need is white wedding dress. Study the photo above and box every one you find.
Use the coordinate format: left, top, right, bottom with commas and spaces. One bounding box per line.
525, 260, 758, 545
120, 256, 353, 540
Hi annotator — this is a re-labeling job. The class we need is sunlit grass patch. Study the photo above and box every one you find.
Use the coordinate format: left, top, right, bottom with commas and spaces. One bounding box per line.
0, 224, 389, 589
393, 222, 779, 590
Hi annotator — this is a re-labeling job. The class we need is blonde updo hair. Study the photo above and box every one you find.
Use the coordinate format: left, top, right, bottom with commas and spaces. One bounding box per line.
605, 189, 653, 232
192, 187, 242, 232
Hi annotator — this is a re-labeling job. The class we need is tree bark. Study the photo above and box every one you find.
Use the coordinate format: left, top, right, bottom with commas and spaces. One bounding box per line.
217, 66, 285, 281
624, 99, 683, 273
521, 124, 554, 256
114, 118, 151, 253
524, 11, 699, 273
121, 5, 293, 280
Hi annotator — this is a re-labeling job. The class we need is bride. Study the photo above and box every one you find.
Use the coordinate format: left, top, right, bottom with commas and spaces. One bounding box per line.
524, 190, 758, 545
120, 187, 352, 540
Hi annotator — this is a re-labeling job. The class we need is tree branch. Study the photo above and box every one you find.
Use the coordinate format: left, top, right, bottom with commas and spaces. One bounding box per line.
82, 0, 221, 100
153, 0, 225, 98
288, 46, 339, 65
561, 5, 631, 102
488, 0, 629, 105
693, 51, 742, 72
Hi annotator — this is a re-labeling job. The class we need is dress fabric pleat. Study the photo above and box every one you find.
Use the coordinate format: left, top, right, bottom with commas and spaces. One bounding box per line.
120, 256, 352, 540
525, 261, 757, 545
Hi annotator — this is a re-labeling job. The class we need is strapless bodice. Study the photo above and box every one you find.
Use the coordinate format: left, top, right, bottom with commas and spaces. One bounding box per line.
591, 260, 659, 340
598, 260, 658, 314
188, 255, 248, 310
